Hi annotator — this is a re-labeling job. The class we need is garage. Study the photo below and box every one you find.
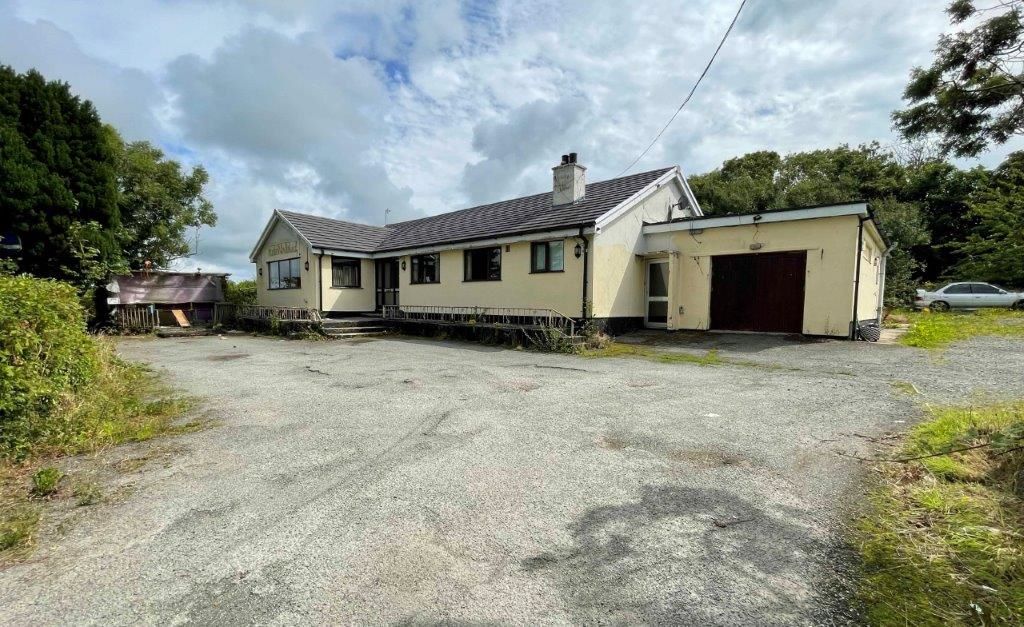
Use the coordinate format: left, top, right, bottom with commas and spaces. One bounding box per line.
710, 251, 807, 333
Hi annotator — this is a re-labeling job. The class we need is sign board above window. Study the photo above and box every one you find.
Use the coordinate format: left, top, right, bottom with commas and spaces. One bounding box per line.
268, 241, 298, 257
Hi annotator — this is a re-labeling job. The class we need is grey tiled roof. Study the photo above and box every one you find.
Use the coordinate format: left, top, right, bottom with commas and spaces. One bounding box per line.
278, 167, 673, 254
278, 210, 391, 253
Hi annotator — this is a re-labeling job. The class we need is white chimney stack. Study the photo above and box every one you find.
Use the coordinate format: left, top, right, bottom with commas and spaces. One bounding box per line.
552, 152, 585, 205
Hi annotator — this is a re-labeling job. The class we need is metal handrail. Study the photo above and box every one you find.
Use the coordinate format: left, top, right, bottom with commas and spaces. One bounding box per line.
382, 305, 576, 337
237, 305, 322, 323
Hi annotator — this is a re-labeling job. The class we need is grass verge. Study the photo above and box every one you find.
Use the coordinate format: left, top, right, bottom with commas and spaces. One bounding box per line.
580, 341, 801, 371
581, 342, 723, 365
899, 308, 1024, 349
853, 400, 1024, 625
1, 344, 198, 561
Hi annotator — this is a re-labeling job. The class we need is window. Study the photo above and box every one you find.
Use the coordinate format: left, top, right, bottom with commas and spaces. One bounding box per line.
411, 253, 440, 284
970, 283, 1002, 294
332, 257, 361, 288
531, 240, 564, 273
944, 284, 972, 294
464, 247, 501, 281
268, 258, 301, 289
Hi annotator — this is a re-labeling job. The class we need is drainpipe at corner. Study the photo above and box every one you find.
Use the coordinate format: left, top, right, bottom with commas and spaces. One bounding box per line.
317, 252, 324, 314
850, 217, 867, 339
877, 245, 892, 324
578, 227, 589, 321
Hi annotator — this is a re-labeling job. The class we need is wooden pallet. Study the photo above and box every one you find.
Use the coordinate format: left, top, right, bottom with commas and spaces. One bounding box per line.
171, 309, 191, 328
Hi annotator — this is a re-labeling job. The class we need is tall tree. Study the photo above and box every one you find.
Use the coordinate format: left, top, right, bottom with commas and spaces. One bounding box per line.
0, 66, 122, 285
0, 66, 217, 290
112, 131, 216, 269
903, 160, 989, 280
870, 197, 930, 306
687, 150, 781, 215
688, 145, 931, 305
894, 0, 1024, 157
952, 151, 1024, 285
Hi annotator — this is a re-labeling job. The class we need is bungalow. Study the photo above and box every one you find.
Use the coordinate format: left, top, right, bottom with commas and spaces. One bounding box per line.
249, 154, 886, 338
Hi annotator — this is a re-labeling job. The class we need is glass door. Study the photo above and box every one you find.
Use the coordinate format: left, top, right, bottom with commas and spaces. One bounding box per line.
645, 260, 669, 328
375, 259, 399, 310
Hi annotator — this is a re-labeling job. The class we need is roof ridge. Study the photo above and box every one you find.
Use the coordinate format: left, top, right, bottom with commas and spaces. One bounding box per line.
278, 209, 393, 233
386, 166, 673, 228
269, 166, 676, 255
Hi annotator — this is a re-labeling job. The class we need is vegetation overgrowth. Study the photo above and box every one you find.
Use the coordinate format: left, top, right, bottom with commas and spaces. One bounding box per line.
0, 274, 195, 558
899, 308, 1024, 349
854, 401, 1024, 625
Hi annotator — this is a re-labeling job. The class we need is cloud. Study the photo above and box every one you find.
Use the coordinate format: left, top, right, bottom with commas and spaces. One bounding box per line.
4, 0, 1021, 278
0, 9, 161, 139
461, 94, 593, 203
166, 28, 416, 224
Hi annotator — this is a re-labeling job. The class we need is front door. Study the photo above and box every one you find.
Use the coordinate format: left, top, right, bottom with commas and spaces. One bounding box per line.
645, 260, 669, 328
375, 258, 399, 311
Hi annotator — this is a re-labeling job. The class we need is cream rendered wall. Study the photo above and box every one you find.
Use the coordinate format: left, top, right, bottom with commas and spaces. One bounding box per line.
855, 224, 885, 322
591, 182, 687, 319
653, 215, 863, 337
319, 256, 375, 312
254, 220, 318, 309
396, 237, 586, 316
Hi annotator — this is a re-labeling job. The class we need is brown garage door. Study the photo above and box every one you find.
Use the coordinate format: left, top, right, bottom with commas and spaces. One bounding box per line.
710, 251, 806, 333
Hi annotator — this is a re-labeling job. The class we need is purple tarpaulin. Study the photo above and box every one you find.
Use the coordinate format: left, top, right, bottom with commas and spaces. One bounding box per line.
107, 272, 228, 305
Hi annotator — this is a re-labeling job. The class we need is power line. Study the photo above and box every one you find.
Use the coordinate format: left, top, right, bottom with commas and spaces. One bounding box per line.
616, 0, 749, 177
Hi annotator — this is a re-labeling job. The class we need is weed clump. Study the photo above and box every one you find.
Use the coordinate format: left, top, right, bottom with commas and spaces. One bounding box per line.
0, 504, 39, 552
31, 467, 62, 497
73, 482, 102, 506
854, 401, 1024, 625
901, 308, 1024, 349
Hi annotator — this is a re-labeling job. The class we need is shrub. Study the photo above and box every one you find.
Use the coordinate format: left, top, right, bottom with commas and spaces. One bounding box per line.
0, 275, 101, 450
224, 279, 256, 306
1, 275, 193, 459
31, 467, 62, 497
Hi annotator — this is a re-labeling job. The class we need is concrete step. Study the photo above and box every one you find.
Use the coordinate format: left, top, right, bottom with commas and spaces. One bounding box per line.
324, 325, 392, 334
325, 329, 393, 339
321, 317, 393, 329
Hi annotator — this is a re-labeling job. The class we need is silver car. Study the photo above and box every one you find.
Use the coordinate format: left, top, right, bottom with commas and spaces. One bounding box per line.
914, 282, 1024, 311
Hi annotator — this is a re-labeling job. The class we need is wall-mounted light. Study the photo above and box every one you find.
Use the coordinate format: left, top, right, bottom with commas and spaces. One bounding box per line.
401, 259, 407, 270
574, 243, 583, 259
258, 267, 263, 276
749, 242, 764, 251
304, 260, 310, 271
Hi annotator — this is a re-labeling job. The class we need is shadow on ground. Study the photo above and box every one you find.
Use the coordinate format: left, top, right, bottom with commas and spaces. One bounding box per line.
522, 485, 861, 625
616, 330, 835, 354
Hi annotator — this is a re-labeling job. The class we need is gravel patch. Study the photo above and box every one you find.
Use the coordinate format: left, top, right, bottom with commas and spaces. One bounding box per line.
1, 332, 1021, 624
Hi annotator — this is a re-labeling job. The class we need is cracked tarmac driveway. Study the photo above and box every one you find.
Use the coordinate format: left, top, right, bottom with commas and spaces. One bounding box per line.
3, 332, 1023, 625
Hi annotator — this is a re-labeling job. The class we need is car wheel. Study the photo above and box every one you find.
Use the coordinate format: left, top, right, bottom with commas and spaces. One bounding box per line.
930, 301, 950, 312
1013, 300, 1024, 310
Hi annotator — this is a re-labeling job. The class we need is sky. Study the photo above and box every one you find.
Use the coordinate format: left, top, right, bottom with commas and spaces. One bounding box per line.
1, 0, 1018, 278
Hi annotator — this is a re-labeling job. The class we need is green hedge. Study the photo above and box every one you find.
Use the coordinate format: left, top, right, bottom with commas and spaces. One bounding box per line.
0, 275, 101, 454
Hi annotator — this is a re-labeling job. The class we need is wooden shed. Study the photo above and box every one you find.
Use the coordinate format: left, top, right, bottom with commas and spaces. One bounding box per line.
103, 270, 229, 329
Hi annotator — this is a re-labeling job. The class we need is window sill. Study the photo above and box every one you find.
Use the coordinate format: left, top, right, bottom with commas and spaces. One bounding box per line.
462, 279, 502, 283
529, 269, 565, 274
410, 282, 441, 286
